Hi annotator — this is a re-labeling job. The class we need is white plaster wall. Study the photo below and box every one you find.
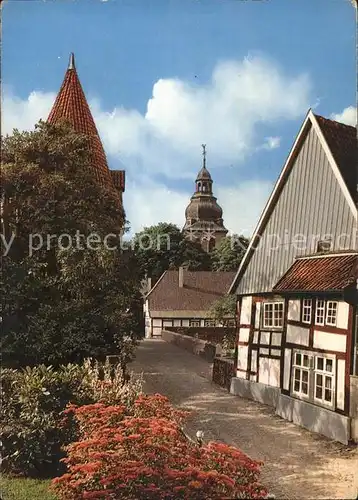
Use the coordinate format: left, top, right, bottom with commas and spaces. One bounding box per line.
255, 303, 261, 328
337, 359, 345, 411
182, 319, 190, 327
313, 330, 347, 353
153, 327, 162, 336
260, 331, 270, 345
260, 347, 269, 356
240, 296, 252, 325
271, 332, 282, 345
145, 314, 152, 339
271, 349, 281, 357
337, 302, 349, 329
237, 345, 248, 371
259, 357, 280, 386
239, 328, 250, 343
251, 349, 257, 372
286, 324, 309, 346
283, 348, 291, 390
253, 332, 259, 343
288, 300, 300, 321
173, 319, 181, 327
236, 370, 246, 379
153, 318, 162, 327
163, 320, 172, 328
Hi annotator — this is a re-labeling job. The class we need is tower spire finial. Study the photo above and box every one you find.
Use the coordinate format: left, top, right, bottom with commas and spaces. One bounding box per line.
68, 52, 75, 70
201, 143, 207, 169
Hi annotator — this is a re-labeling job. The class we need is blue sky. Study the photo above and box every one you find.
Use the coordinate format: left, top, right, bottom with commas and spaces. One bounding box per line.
2, 0, 356, 235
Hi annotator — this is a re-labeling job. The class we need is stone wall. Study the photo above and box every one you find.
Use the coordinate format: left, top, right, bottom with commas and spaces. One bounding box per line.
166, 326, 235, 345
161, 330, 219, 363
213, 357, 235, 390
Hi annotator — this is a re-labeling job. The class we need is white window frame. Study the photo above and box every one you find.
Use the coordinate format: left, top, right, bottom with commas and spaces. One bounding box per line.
313, 355, 335, 408
262, 301, 284, 329
325, 301, 338, 327
291, 351, 312, 400
291, 349, 336, 409
189, 319, 201, 328
315, 300, 325, 326
204, 319, 216, 327
302, 299, 312, 324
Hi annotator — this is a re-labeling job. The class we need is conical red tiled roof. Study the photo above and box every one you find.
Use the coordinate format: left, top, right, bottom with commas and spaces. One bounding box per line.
48, 53, 125, 193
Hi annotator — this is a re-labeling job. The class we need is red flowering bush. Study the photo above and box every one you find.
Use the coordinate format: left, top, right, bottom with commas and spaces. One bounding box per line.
52, 395, 267, 499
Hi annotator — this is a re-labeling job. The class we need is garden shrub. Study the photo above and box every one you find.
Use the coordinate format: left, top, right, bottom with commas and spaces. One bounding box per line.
0, 360, 143, 477
52, 395, 268, 499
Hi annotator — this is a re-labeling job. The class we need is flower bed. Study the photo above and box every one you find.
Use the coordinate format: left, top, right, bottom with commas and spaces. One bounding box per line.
52, 394, 267, 499
0, 359, 143, 477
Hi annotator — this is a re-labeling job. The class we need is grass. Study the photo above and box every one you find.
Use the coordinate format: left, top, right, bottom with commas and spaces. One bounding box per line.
0, 476, 57, 500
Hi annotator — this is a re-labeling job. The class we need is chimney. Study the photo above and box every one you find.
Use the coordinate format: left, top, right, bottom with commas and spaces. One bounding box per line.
178, 267, 184, 288
147, 277, 152, 292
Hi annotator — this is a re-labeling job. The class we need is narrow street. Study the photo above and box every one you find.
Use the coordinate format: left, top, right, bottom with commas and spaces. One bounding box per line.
130, 339, 358, 500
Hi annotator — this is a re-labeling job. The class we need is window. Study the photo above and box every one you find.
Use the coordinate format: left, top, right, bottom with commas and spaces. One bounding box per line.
315, 300, 325, 325
189, 319, 201, 327
302, 299, 312, 324
292, 351, 311, 398
291, 350, 335, 408
326, 301, 338, 326
314, 356, 334, 406
315, 300, 338, 327
204, 319, 216, 327
263, 302, 284, 328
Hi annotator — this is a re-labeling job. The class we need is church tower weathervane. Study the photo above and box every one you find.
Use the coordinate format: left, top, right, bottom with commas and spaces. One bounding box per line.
182, 145, 228, 252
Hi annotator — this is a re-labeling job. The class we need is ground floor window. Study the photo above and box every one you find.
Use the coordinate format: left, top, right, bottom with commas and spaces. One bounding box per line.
204, 319, 216, 327
189, 319, 201, 327
291, 349, 335, 409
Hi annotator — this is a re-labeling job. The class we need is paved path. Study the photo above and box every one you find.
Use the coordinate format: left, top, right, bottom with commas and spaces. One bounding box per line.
130, 339, 358, 500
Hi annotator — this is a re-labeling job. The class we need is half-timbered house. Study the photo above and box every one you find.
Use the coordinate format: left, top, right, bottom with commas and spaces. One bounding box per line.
228, 109, 357, 444
144, 268, 235, 338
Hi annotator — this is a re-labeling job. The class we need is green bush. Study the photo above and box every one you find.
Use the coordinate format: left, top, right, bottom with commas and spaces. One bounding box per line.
0, 359, 143, 478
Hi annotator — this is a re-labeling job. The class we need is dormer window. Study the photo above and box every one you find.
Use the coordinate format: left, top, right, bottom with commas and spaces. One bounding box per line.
317, 238, 331, 253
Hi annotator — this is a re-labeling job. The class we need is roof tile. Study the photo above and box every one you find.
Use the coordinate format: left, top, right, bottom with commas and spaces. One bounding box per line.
148, 270, 235, 311
48, 55, 124, 193
314, 114, 357, 202
273, 253, 357, 293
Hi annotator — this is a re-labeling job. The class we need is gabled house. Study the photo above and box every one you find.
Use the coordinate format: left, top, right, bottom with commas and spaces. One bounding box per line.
228, 109, 358, 444
144, 268, 236, 338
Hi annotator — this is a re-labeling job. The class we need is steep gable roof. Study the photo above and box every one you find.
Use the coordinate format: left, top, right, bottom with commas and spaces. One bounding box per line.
229, 109, 357, 294
48, 53, 125, 193
147, 270, 235, 311
272, 252, 357, 293
314, 114, 356, 202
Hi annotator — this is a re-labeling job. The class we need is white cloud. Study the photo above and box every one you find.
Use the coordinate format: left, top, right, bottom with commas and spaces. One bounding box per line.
2, 88, 55, 136
2, 54, 312, 236
330, 105, 356, 126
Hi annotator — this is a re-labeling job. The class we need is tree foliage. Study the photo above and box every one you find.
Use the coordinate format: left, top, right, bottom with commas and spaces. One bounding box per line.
210, 235, 249, 271
131, 222, 211, 283
1, 121, 143, 368
208, 294, 237, 326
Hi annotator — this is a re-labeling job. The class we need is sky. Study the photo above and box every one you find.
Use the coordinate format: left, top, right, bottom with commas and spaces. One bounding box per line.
2, 0, 357, 237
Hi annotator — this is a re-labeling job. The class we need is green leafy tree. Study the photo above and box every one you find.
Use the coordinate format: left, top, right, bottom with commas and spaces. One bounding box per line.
208, 294, 237, 326
1, 121, 143, 368
131, 222, 210, 283
210, 234, 249, 271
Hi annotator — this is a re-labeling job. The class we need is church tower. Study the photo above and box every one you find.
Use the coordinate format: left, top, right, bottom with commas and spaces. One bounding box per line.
183, 145, 228, 252
47, 53, 125, 202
